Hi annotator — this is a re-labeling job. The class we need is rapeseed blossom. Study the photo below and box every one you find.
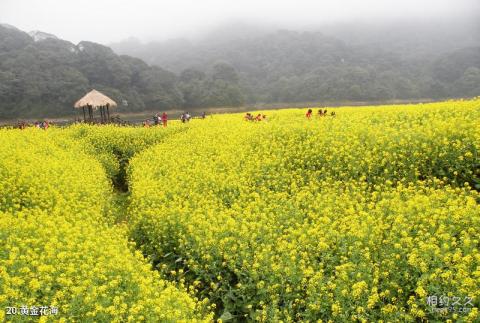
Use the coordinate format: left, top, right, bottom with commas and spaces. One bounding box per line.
0, 129, 212, 321
128, 99, 480, 321
1, 98, 479, 321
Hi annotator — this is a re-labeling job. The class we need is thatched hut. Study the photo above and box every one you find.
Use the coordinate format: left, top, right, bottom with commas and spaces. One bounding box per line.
74, 89, 117, 123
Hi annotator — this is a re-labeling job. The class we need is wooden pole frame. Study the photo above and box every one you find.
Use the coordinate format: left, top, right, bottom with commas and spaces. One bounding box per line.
88, 106, 93, 123
100, 106, 104, 124
78, 103, 113, 124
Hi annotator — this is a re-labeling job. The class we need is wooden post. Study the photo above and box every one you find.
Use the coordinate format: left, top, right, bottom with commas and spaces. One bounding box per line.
82, 107, 86, 122
100, 106, 104, 123
88, 106, 93, 123
106, 105, 110, 123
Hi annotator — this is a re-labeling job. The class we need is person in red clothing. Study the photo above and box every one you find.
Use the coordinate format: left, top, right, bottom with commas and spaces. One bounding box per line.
306, 109, 313, 119
161, 112, 168, 127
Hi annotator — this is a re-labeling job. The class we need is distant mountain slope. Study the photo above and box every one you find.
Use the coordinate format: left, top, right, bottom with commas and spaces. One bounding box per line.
0, 25, 184, 119
111, 22, 480, 103
1, 21, 479, 119
28, 30, 58, 42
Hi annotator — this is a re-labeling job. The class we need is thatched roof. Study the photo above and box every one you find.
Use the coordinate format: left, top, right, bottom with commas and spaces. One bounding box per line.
74, 89, 117, 109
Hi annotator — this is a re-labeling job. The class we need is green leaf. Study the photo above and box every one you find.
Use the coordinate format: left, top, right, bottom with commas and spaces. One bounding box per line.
219, 310, 234, 321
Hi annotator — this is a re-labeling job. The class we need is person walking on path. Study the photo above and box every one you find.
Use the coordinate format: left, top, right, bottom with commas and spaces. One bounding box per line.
161, 112, 168, 127
306, 109, 313, 119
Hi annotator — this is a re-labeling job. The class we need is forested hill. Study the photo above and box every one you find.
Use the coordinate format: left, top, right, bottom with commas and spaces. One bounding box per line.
1, 21, 479, 119
0, 24, 189, 118
112, 21, 480, 104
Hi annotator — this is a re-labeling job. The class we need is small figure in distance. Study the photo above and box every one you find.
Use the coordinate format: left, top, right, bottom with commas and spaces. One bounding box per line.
331, 111, 336, 117
154, 113, 159, 126
318, 109, 324, 117
201, 111, 206, 119
161, 112, 168, 127
306, 109, 313, 119
323, 109, 328, 116
244, 112, 253, 121
262, 114, 267, 120
143, 119, 150, 128
255, 113, 262, 121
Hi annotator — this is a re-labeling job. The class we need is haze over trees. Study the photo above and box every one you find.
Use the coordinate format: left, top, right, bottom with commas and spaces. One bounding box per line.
112, 19, 480, 104
0, 17, 479, 119
0, 25, 244, 119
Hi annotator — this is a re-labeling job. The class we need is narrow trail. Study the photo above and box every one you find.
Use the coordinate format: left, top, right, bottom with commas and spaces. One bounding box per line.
110, 189, 130, 224
110, 156, 131, 224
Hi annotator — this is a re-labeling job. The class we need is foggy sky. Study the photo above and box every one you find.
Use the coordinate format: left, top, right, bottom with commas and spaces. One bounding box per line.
0, 0, 478, 44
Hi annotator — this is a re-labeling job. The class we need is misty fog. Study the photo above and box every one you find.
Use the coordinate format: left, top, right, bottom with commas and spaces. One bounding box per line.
1, 0, 478, 44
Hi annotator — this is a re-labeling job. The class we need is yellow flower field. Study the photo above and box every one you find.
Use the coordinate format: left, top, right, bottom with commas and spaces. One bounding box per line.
0, 129, 211, 322
128, 99, 480, 321
1, 98, 479, 322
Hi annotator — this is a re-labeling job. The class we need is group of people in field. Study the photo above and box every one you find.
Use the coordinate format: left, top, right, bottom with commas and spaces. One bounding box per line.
244, 113, 267, 122
243, 108, 334, 122
306, 108, 336, 119
144, 112, 168, 128
143, 111, 207, 127
15, 120, 50, 130
13, 108, 332, 129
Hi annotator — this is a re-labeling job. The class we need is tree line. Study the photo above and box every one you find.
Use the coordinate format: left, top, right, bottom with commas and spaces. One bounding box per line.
113, 27, 480, 105
0, 25, 244, 119
1, 23, 479, 119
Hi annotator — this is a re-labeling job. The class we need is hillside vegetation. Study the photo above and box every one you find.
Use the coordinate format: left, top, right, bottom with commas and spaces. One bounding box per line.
112, 21, 480, 105
1, 19, 479, 119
